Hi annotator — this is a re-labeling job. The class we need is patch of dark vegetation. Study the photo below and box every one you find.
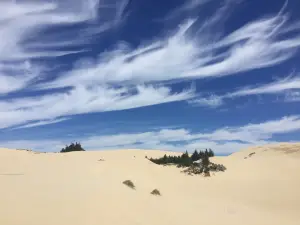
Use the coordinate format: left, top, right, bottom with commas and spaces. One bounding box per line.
60, 142, 85, 153
149, 149, 214, 167
123, 180, 135, 189
17, 149, 32, 152
149, 149, 215, 167
149, 149, 226, 176
249, 152, 256, 157
244, 152, 256, 159
151, 189, 161, 196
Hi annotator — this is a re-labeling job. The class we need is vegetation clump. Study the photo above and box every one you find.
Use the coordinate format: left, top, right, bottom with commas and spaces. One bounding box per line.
244, 152, 256, 159
123, 180, 135, 189
151, 189, 161, 196
149, 149, 214, 167
149, 149, 226, 176
60, 142, 85, 153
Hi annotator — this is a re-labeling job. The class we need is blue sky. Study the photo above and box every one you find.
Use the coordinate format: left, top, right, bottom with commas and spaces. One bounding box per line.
1, 0, 300, 154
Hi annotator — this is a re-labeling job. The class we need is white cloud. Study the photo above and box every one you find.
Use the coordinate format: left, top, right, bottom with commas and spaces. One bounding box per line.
284, 91, 300, 102
228, 76, 300, 98
0, 85, 194, 129
1, 0, 300, 129
1, 115, 298, 154
191, 75, 300, 107
196, 115, 300, 143
189, 95, 223, 107
162, 0, 212, 20
52, 115, 300, 152
0, 0, 128, 95
38, 12, 300, 89
13, 118, 70, 129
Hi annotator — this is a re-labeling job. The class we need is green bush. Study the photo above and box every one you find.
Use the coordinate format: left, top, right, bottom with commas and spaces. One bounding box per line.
60, 142, 85, 153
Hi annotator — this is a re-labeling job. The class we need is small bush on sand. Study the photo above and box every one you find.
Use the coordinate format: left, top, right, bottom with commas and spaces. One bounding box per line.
123, 180, 135, 189
151, 189, 161, 196
60, 142, 85, 153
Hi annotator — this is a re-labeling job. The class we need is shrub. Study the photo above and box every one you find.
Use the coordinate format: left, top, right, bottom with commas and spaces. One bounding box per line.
249, 152, 256, 157
191, 150, 200, 162
60, 142, 85, 153
182, 159, 226, 176
151, 189, 161, 196
202, 154, 210, 168
123, 180, 135, 189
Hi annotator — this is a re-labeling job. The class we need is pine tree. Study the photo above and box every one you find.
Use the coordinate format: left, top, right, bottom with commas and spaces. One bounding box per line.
191, 150, 199, 161
199, 150, 204, 159
163, 154, 167, 164
60, 142, 85, 153
204, 149, 209, 157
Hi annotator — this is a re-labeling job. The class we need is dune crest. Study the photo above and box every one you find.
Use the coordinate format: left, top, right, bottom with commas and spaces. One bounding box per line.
0, 144, 300, 225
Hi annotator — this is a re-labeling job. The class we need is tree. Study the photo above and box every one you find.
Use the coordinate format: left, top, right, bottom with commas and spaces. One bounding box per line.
60, 142, 85, 153
191, 150, 200, 162
204, 149, 209, 157
163, 154, 168, 164
208, 149, 214, 157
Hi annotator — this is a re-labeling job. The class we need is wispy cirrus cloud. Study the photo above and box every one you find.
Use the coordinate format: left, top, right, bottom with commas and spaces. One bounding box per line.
1, 0, 300, 130
0, 85, 194, 129
189, 95, 223, 107
192, 75, 300, 107
285, 91, 300, 102
12, 118, 71, 130
0, 0, 128, 95
39, 11, 300, 89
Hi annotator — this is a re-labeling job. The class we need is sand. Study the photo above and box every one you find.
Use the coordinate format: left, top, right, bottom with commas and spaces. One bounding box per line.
0, 143, 300, 225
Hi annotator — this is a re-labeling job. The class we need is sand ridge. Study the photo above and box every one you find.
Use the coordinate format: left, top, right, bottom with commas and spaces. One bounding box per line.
0, 144, 300, 225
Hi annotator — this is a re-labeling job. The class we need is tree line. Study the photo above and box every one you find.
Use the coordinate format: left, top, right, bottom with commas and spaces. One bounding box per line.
148, 149, 214, 167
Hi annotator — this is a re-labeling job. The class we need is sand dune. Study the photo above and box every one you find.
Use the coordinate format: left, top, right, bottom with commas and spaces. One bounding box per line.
0, 144, 300, 225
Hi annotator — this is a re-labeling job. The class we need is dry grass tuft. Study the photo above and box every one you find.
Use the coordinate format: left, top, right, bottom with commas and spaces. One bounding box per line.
123, 180, 135, 189
151, 189, 161, 196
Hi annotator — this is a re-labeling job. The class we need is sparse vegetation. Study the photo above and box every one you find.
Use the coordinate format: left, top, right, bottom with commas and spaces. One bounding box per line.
151, 189, 161, 196
149, 149, 226, 176
123, 180, 135, 189
60, 142, 85, 153
249, 152, 256, 157
17, 149, 32, 152
244, 152, 256, 159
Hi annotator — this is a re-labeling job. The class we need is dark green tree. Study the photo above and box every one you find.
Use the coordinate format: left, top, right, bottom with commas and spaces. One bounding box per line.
191, 150, 200, 161
60, 142, 85, 153
204, 149, 209, 157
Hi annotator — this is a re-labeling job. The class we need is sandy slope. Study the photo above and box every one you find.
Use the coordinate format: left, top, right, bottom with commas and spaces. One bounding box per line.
0, 144, 300, 225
